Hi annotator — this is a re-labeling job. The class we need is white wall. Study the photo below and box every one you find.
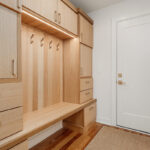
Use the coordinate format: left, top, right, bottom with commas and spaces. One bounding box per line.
88, 0, 150, 125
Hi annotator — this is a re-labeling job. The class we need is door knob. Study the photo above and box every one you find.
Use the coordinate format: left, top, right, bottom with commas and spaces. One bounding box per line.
118, 73, 123, 78
117, 80, 124, 85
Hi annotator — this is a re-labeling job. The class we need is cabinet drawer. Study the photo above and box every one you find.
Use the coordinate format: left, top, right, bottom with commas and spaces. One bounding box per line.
10, 141, 28, 150
80, 78, 93, 91
80, 89, 93, 104
84, 102, 96, 126
0, 83, 23, 111
0, 107, 23, 140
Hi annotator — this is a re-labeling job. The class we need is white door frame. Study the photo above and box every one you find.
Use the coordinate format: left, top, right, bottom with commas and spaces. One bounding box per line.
111, 11, 150, 126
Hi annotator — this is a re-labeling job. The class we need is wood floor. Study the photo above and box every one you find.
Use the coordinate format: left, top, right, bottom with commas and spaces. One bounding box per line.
30, 123, 103, 150
30, 123, 150, 150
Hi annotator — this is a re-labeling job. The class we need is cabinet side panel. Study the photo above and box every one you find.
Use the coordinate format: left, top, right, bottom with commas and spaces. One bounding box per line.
63, 38, 80, 103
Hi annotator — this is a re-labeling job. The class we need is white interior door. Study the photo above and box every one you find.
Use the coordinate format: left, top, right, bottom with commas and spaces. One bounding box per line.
117, 13, 150, 133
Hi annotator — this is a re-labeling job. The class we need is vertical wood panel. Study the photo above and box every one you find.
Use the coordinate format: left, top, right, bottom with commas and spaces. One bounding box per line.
63, 38, 80, 103
22, 24, 34, 113
22, 24, 63, 113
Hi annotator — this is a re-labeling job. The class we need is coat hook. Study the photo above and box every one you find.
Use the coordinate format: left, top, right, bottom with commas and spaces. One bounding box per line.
56, 43, 60, 51
49, 40, 52, 49
41, 37, 44, 47
30, 34, 34, 44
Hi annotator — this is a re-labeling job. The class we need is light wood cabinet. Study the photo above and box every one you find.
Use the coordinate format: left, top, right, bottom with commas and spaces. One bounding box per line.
64, 40, 93, 103
0, 0, 21, 12
23, 0, 58, 24
79, 14, 93, 47
0, 107, 23, 140
80, 44, 92, 77
80, 78, 93, 91
0, 5, 20, 80
64, 102, 96, 130
84, 102, 96, 126
23, 0, 78, 35
10, 141, 28, 150
80, 89, 93, 104
58, 0, 78, 35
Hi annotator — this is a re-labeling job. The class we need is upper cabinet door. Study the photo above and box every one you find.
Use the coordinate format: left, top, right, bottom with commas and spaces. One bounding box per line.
41, 0, 58, 23
0, 0, 22, 12
23, 0, 58, 23
0, 6, 19, 79
79, 15, 93, 47
80, 44, 92, 77
58, 0, 78, 35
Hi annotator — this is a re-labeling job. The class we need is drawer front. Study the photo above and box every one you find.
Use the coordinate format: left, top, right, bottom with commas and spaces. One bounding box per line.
80, 78, 93, 91
84, 102, 96, 126
10, 141, 28, 150
0, 107, 23, 140
0, 83, 23, 111
80, 89, 93, 104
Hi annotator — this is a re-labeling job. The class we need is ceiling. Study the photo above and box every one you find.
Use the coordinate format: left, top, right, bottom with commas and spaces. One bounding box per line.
70, 0, 123, 13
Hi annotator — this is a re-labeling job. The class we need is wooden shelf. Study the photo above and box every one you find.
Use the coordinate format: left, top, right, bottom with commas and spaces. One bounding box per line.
0, 99, 96, 150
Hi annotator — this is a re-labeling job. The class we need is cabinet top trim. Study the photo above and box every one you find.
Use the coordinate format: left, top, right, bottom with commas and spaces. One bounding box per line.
78, 8, 94, 25
62, 0, 78, 13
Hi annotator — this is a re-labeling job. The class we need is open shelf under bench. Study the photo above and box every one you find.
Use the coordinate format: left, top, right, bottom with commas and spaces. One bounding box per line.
0, 99, 96, 150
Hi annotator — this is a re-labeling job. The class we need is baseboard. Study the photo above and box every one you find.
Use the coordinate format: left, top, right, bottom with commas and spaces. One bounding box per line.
97, 118, 112, 126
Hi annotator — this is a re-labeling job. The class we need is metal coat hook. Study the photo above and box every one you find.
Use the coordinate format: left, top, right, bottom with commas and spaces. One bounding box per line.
30, 34, 34, 44
41, 37, 44, 47
49, 40, 53, 49
56, 43, 60, 51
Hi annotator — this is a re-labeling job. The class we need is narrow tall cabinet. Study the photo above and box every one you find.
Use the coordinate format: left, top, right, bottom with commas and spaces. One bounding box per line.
63, 9, 95, 131
0, 1, 23, 141
64, 10, 94, 104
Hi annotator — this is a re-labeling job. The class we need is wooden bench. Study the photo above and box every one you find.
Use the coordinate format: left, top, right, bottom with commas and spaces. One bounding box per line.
0, 99, 96, 150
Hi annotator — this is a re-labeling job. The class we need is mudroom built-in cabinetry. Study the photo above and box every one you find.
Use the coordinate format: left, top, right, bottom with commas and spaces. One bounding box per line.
0, 1, 96, 150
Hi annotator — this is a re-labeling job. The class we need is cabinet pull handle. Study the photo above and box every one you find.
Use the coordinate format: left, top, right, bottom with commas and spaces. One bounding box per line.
11, 59, 15, 76
54, 11, 57, 23
58, 13, 61, 24
85, 92, 90, 95
30, 34, 34, 44
89, 106, 94, 111
40, 37, 44, 47
86, 81, 90, 84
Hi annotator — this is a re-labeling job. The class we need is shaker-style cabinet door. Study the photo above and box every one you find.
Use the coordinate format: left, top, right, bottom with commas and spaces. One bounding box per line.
23, 0, 58, 24
79, 15, 93, 47
58, 0, 78, 35
80, 44, 92, 77
0, 5, 20, 79
0, 0, 21, 12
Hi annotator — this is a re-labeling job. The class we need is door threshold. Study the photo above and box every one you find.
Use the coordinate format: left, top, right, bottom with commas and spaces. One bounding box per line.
116, 125, 150, 137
